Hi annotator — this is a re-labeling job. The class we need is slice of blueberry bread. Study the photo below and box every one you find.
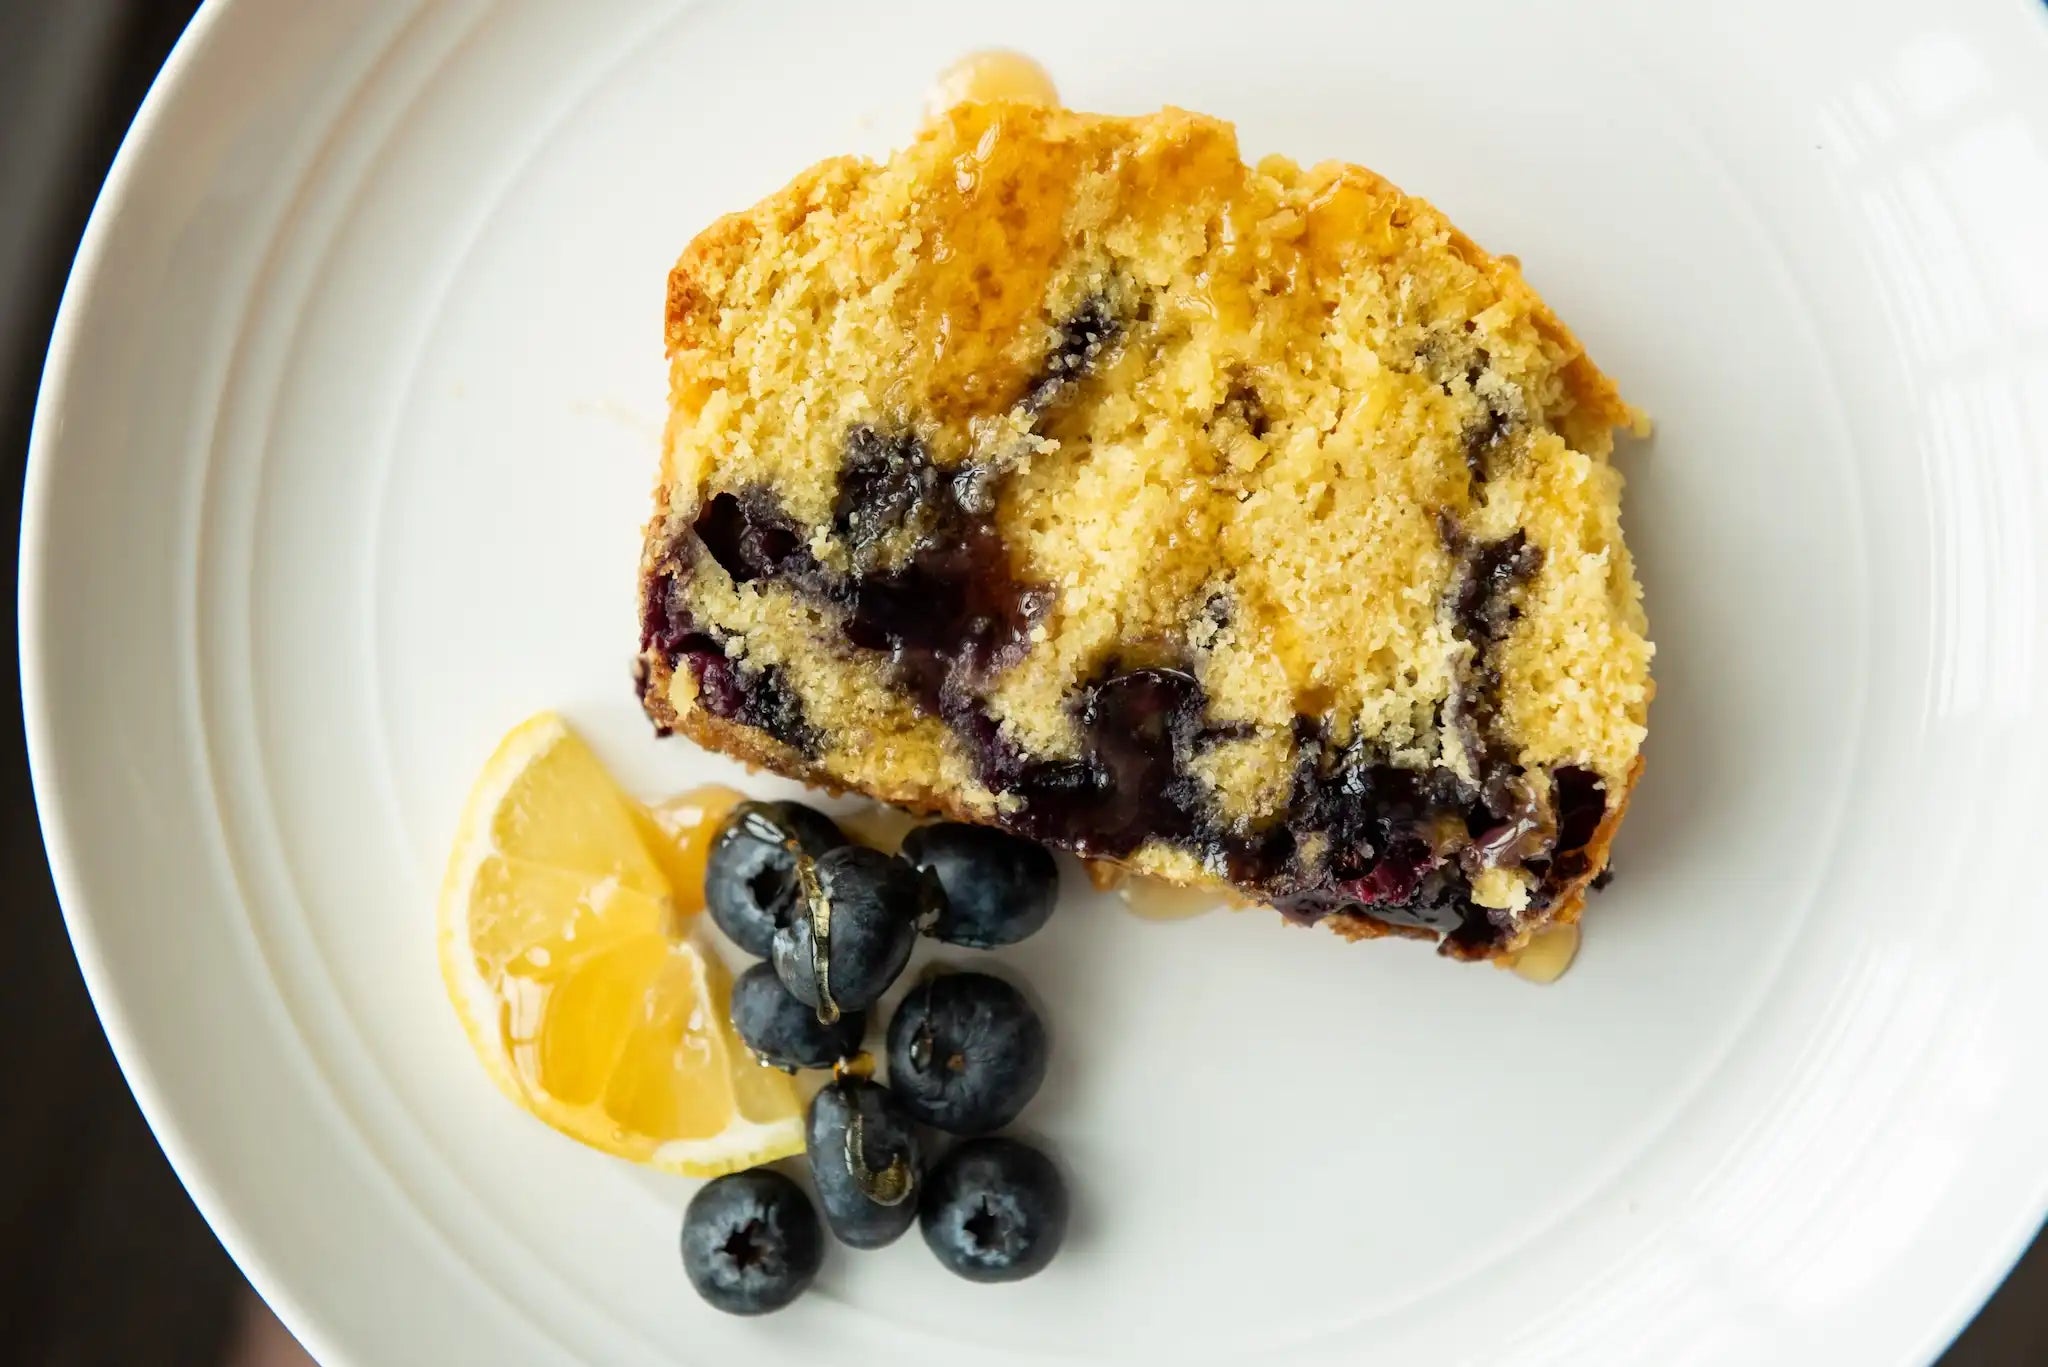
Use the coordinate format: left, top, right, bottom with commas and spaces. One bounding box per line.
637, 101, 1652, 959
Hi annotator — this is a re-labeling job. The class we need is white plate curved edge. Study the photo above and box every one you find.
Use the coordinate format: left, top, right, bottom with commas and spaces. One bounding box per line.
20, 0, 2048, 1364
16, 6, 577, 1365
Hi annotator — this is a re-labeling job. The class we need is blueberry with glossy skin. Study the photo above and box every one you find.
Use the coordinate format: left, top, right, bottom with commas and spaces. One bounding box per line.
806, 1077, 922, 1249
919, 1137, 1068, 1283
886, 971, 1048, 1134
771, 845, 920, 1015
705, 801, 845, 958
679, 1169, 823, 1315
729, 962, 866, 1071
901, 822, 1058, 949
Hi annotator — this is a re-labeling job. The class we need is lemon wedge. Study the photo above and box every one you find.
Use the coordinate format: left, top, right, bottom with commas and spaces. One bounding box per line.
438, 713, 802, 1175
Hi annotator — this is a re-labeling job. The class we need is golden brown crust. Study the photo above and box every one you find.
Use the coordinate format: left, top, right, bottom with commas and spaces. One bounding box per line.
1333, 755, 1642, 959
664, 156, 862, 355
1080, 859, 1127, 892
1322, 163, 1638, 447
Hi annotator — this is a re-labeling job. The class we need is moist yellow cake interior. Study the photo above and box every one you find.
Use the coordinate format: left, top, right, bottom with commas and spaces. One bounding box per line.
643, 100, 1653, 954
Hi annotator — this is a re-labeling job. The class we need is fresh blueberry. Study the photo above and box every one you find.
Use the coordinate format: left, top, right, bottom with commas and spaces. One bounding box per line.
771, 846, 922, 1016
705, 802, 846, 957
806, 1077, 923, 1249
679, 1169, 823, 1315
729, 962, 866, 1071
886, 972, 1047, 1134
919, 1137, 1068, 1283
900, 822, 1058, 949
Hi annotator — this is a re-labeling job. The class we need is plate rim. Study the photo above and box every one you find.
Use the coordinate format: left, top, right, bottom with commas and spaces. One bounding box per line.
18, 1, 2048, 1363
15, 3, 365, 1366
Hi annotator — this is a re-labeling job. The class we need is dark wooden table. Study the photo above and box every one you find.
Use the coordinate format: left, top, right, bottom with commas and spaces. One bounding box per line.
1, 4, 2039, 1362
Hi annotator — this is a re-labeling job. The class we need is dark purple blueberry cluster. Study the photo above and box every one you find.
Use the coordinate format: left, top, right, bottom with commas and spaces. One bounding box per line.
638, 555, 821, 757
1416, 337, 1520, 483
1021, 296, 1119, 414
683, 802, 1069, 1313
833, 424, 948, 566
1440, 519, 1543, 789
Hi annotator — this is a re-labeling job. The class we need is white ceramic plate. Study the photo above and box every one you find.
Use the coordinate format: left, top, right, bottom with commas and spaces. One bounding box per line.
23, 0, 2048, 1362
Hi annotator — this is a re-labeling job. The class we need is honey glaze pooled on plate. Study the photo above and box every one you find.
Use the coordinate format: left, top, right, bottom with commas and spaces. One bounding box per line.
836, 802, 924, 854
1504, 922, 1580, 984
925, 50, 1059, 119
1116, 878, 1219, 923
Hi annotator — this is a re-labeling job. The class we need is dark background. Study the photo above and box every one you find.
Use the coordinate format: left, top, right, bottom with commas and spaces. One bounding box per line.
1, 3, 2040, 1363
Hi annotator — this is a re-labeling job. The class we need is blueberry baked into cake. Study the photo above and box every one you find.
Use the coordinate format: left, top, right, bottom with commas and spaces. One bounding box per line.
637, 100, 1652, 960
